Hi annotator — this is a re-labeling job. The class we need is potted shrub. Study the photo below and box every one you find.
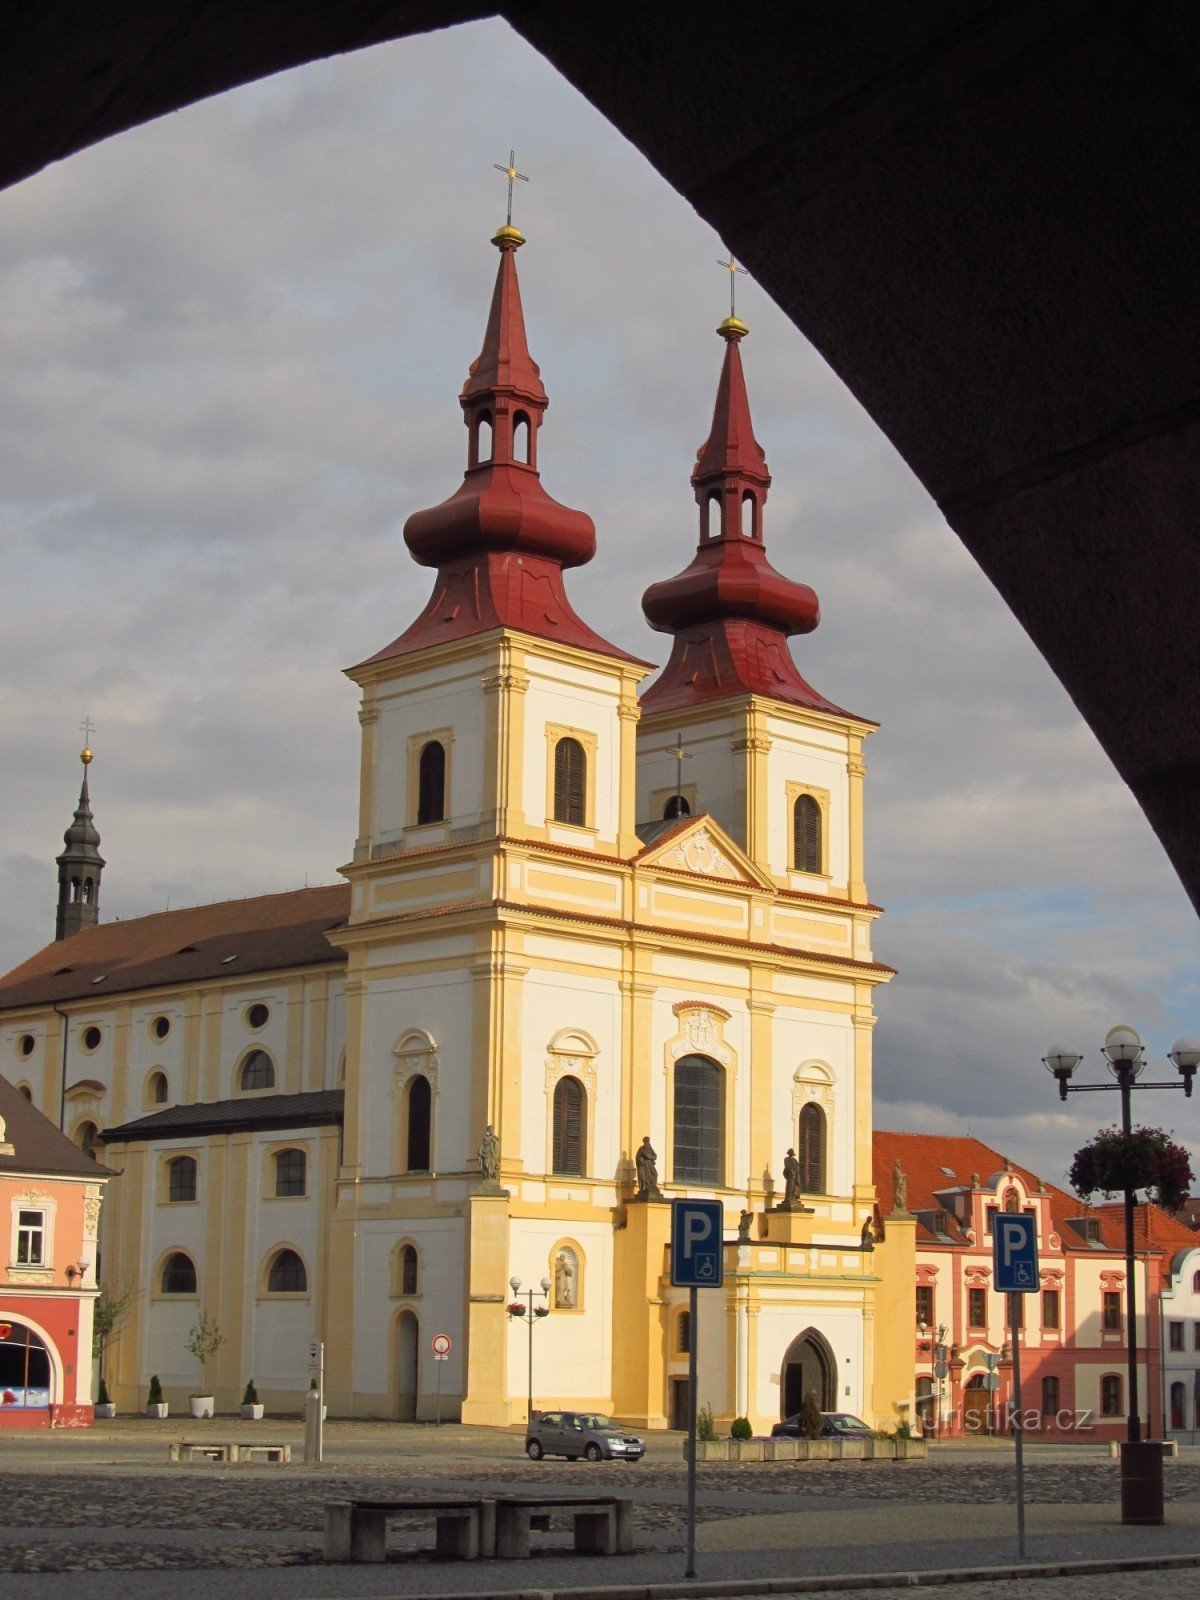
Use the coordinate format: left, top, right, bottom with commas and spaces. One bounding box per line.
730, 1416, 753, 1440
146, 1374, 168, 1419
94, 1376, 116, 1420
240, 1379, 264, 1421
185, 1312, 226, 1420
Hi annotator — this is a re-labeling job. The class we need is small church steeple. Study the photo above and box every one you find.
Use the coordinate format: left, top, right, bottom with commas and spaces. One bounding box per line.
55, 741, 105, 941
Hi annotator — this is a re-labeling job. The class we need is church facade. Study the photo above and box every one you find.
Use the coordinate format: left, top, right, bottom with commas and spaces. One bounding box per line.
0, 221, 906, 1431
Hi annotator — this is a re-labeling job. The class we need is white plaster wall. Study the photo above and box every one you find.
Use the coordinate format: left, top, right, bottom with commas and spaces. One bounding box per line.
352, 1216, 466, 1410
636, 715, 740, 839
371, 657, 488, 847
770, 1005, 856, 1198
508, 1218, 613, 1404
755, 1296, 865, 1420
764, 715, 851, 888
644, 984, 751, 1192
1162, 1245, 1200, 1434
518, 959, 622, 1179
521, 659, 623, 841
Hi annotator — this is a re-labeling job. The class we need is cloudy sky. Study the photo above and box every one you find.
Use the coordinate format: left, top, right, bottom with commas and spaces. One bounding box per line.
1, 20, 1196, 1188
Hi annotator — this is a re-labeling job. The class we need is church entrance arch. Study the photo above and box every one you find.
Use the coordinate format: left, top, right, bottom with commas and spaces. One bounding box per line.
780, 1327, 835, 1418
393, 1310, 419, 1421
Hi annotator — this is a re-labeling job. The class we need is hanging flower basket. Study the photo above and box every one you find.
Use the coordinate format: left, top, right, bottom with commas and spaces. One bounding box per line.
507, 1302, 526, 1317
1069, 1125, 1194, 1212
534, 1305, 550, 1318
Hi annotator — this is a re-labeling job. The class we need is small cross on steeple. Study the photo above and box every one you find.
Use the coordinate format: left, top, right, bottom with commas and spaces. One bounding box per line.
493, 149, 529, 228
79, 715, 95, 747
717, 253, 748, 320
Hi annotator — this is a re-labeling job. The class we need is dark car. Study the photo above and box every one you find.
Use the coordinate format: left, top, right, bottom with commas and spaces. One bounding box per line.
771, 1411, 874, 1439
525, 1410, 645, 1461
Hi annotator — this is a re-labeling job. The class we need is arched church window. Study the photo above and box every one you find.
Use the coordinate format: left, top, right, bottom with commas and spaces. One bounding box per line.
513, 411, 531, 463
240, 1049, 275, 1091
792, 794, 822, 874
274, 1147, 306, 1197
401, 1243, 419, 1296
663, 793, 691, 820
742, 490, 758, 538
161, 1252, 197, 1294
417, 741, 446, 825
552, 1076, 586, 1175
553, 737, 586, 826
70, 876, 80, 902
167, 1155, 197, 1202
150, 1071, 168, 1105
406, 1075, 432, 1172
82, 877, 93, 903
673, 1055, 723, 1185
797, 1102, 825, 1193
704, 490, 722, 540
267, 1248, 307, 1293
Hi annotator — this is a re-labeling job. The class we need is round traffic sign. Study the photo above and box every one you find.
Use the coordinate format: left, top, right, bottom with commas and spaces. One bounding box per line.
432, 1333, 452, 1356
984, 1372, 1001, 1390
934, 1360, 948, 1379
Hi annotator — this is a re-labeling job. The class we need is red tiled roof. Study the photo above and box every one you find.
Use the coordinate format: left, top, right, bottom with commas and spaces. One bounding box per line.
0, 885, 349, 1009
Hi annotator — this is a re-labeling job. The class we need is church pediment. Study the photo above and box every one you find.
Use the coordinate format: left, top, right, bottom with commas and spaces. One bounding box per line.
636, 816, 772, 889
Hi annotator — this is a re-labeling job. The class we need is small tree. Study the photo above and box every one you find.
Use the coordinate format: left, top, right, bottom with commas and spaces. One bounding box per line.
92, 1281, 138, 1384
185, 1312, 226, 1396
697, 1402, 717, 1441
242, 1379, 258, 1406
799, 1390, 823, 1439
147, 1374, 164, 1406
730, 1415, 753, 1440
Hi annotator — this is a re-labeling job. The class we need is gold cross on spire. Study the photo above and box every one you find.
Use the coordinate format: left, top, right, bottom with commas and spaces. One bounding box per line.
493, 149, 529, 227
718, 253, 749, 319
79, 714, 95, 764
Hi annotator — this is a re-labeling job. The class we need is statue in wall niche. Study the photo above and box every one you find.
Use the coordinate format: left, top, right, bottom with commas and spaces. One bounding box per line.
892, 1159, 909, 1213
634, 1136, 663, 1200
554, 1249, 576, 1308
478, 1124, 500, 1182
782, 1147, 801, 1207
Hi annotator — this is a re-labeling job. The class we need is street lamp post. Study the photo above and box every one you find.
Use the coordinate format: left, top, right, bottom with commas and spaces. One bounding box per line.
1042, 1024, 1199, 1524
508, 1275, 551, 1425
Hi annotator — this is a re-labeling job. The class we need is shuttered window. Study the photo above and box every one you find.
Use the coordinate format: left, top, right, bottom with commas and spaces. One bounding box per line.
553, 737, 586, 825
417, 741, 446, 825
793, 794, 822, 873
797, 1102, 825, 1193
406, 1076, 432, 1172
673, 1055, 722, 1184
552, 1076, 586, 1175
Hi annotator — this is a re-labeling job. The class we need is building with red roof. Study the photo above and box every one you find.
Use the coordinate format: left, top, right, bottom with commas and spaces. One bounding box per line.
875, 1130, 1195, 1441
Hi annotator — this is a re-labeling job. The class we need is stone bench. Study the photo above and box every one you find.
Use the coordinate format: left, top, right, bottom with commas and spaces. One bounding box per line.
168, 1440, 291, 1464
323, 1498, 493, 1563
493, 1494, 633, 1559
1108, 1439, 1179, 1458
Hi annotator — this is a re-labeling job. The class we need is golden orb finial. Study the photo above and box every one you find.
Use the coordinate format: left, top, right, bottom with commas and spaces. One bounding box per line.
491, 223, 525, 249
717, 314, 749, 340
80, 747, 93, 765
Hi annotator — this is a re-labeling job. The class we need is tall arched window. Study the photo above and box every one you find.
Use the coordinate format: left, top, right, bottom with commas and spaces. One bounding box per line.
161, 1252, 197, 1294
797, 1103, 826, 1193
1101, 1374, 1123, 1416
267, 1248, 307, 1293
513, 411, 531, 463
552, 1076, 586, 1175
417, 740, 446, 825
673, 1055, 723, 1185
274, 1148, 306, 1197
401, 1243, 419, 1296
240, 1049, 275, 1091
406, 1075, 432, 1172
150, 1070, 168, 1104
553, 737, 586, 825
793, 793, 822, 874
167, 1155, 197, 1203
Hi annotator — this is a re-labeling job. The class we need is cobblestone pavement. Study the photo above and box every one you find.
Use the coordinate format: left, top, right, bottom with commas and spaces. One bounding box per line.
747, 1573, 1200, 1600
2, 1453, 1199, 1573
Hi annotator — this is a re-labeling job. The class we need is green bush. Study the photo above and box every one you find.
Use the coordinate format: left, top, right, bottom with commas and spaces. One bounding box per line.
147, 1374, 164, 1406
242, 1379, 258, 1406
96, 1376, 110, 1407
697, 1402, 717, 1441
730, 1416, 753, 1440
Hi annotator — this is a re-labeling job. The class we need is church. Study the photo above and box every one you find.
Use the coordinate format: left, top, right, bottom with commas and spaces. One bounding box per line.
0, 212, 914, 1431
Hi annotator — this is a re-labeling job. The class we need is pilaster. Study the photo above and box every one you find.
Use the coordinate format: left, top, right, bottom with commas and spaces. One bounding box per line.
460, 1191, 513, 1426
611, 1198, 671, 1428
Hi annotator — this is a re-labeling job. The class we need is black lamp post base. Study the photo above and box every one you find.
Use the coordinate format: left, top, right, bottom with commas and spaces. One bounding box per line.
1120, 1440, 1165, 1525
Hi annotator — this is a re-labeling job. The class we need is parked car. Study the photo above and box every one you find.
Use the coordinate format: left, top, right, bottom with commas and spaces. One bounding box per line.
771, 1411, 874, 1439
525, 1410, 645, 1461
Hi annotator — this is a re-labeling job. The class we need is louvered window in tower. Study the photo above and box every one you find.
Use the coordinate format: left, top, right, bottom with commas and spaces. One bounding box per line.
553, 737, 586, 825
793, 794, 822, 873
673, 1055, 723, 1185
552, 1076, 586, 1175
417, 741, 446, 825
406, 1076, 432, 1172
797, 1102, 826, 1193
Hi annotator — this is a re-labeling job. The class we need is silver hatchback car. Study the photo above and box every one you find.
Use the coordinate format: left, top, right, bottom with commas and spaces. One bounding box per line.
525, 1409, 645, 1462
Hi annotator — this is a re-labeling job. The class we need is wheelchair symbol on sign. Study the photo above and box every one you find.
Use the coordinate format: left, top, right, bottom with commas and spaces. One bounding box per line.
1013, 1261, 1036, 1287
693, 1255, 717, 1281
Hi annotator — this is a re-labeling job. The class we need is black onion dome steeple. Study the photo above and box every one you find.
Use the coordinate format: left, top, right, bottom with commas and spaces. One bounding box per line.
55, 745, 105, 942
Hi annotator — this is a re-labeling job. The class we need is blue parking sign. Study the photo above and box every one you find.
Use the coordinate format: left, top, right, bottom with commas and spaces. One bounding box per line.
993, 1213, 1039, 1292
670, 1199, 724, 1288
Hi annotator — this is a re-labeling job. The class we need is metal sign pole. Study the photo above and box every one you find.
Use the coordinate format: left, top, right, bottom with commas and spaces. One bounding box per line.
436, 1355, 443, 1424
1009, 1292, 1026, 1558
315, 1340, 325, 1465
686, 1283, 698, 1579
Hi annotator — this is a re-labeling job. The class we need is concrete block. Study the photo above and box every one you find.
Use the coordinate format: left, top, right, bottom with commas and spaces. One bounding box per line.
574, 1506, 617, 1554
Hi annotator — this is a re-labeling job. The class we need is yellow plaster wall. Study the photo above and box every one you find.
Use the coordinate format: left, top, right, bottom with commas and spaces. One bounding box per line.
611, 1200, 671, 1428
870, 1211, 917, 1431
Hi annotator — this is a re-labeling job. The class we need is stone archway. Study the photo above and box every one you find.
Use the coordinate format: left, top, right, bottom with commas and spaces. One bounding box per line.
393, 1309, 419, 1421
781, 1327, 835, 1419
